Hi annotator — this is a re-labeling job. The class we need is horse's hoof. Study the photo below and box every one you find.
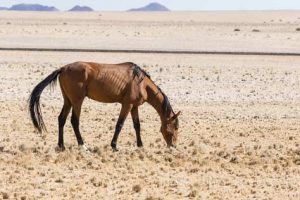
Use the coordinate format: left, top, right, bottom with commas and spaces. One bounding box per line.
79, 144, 91, 153
111, 142, 118, 152
137, 142, 143, 148
55, 145, 65, 152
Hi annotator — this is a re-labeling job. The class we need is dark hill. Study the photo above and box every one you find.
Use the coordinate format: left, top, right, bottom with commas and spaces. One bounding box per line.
68, 5, 93, 12
8, 4, 59, 11
128, 2, 170, 11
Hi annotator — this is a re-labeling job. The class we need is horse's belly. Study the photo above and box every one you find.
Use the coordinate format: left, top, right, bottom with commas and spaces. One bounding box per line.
86, 81, 125, 103
87, 93, 119, 103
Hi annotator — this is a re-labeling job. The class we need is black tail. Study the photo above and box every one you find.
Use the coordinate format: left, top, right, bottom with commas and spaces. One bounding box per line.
28, 69, 62, 133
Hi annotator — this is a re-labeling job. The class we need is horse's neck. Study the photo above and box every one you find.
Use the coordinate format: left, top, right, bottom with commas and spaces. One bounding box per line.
146, 82, 168, 123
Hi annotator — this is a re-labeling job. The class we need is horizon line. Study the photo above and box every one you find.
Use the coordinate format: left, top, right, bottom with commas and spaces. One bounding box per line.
1, 9, 300, 12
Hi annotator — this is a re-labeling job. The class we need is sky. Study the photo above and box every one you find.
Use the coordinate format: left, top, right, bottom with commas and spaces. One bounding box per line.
1, 0, 300, 11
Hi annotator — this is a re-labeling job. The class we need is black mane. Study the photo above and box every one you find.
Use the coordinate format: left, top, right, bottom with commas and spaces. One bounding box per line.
131, 63, 174, 117
160, 88, 174, 116
132, 63, 151, 80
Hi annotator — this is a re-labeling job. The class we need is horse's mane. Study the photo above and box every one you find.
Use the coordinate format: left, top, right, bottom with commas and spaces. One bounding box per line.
132, 63, 151, 80
131, 63, 175, 117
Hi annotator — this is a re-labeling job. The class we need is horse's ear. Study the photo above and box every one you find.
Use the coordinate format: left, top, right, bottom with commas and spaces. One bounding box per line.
175, 111, 181, 118
171, 111, 181, 121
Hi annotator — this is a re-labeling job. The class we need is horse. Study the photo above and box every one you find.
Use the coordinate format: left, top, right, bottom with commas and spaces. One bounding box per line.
29, 62, 181, 151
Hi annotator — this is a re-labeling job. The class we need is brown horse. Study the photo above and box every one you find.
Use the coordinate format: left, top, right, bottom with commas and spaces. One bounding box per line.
29, 62, 180, 151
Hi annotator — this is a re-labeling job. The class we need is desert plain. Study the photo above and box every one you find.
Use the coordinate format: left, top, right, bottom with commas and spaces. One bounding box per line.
0, 11, 300, 199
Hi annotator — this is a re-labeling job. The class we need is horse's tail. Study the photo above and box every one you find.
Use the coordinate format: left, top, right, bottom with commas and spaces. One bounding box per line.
28, 68, 62, 133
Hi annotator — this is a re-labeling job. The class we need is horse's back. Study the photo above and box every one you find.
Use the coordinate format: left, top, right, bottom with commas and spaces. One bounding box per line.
59, 62, 145, 104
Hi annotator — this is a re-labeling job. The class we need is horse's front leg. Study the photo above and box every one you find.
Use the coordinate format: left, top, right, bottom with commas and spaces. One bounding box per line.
131, 106, 143, 147
111, 104, 133, 151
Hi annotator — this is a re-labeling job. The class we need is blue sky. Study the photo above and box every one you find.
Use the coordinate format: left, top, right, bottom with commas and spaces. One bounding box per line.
1, 0, 300, 11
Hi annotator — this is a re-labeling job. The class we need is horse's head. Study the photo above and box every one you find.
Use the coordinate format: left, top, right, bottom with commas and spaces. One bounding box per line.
161, 111, 181, 147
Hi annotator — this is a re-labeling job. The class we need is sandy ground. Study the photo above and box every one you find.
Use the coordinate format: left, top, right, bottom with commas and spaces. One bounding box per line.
1, 11, 300, 200
0, 11, 300, 52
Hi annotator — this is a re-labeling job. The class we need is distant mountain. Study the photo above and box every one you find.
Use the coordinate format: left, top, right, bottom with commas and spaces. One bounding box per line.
0, 7, 8, 10
128, 2, 170, 11
68, 5, 93, 12
8, 4, 59, 11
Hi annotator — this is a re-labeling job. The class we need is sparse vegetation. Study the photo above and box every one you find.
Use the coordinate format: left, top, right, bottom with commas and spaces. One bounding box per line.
1, 11, 300, 200
132, 184, 142, 193
2, 192, 9, 199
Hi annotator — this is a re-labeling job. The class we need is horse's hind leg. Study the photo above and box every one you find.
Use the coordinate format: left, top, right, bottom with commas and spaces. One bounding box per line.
70, 97, 86, 149
131, 106, 143, 147
57, 96, 72, 151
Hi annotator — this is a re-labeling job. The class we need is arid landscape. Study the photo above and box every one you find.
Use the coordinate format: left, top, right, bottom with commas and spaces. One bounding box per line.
1, 11, 300, 199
